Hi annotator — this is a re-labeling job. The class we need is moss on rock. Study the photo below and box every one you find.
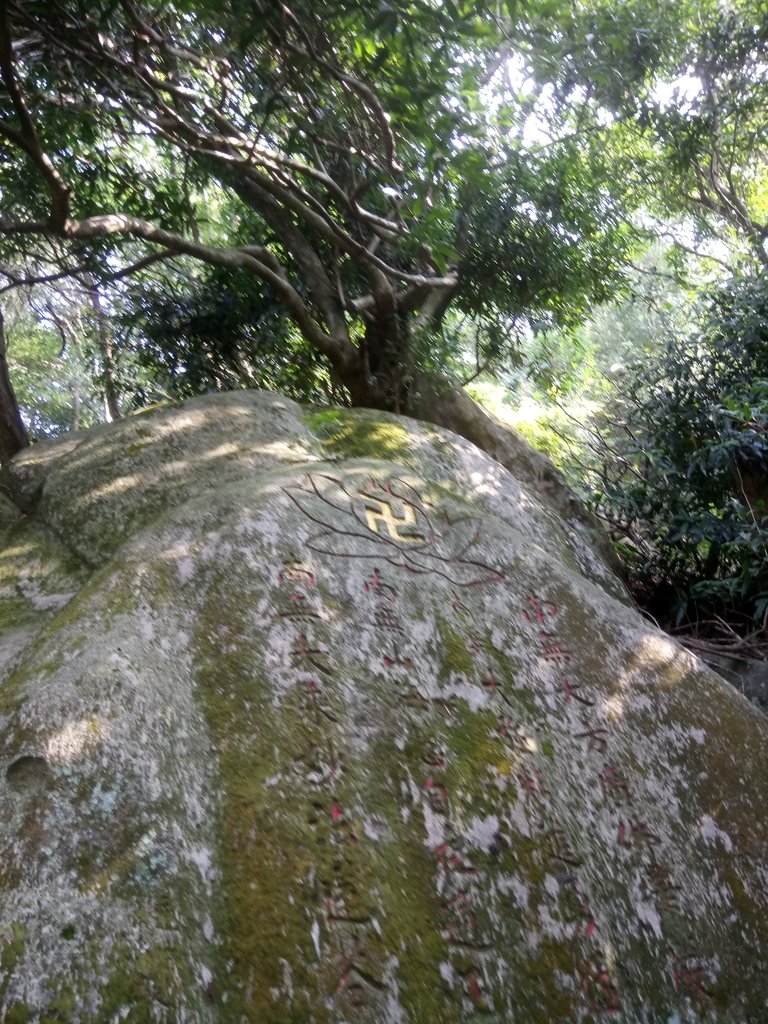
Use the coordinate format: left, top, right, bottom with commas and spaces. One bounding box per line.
0, 391, 765, 1022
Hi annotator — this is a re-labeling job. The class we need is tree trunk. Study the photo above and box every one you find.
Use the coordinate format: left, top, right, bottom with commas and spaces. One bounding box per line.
86, 279, 121, 422
0, 309, 29, 465
70, 378, 81, 432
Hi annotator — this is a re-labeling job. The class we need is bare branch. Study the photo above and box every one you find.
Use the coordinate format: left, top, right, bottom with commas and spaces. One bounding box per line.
0, 260, 92, 295
104, 249, 178, 283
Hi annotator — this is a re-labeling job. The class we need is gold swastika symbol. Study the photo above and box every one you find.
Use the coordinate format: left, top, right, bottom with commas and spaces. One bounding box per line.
360, 495, 426, 543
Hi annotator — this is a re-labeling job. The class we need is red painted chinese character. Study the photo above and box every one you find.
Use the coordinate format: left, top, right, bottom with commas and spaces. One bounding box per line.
279, 591, 321, 620
292, 634, 332, 674
458, 964, 492, 1010
435, 840, 476, 876
424, 776, 449, 814
562, 677, 595, 707
572, 897, 598, 939
523, 597, 558, 622
539, 632, 572, 664
484, 668, 501, 690
578, 959, 621, 1014
363, 568, 397, 601
574, 720, 609, 753
670, 952, 714, 999
598, 763, 631, 805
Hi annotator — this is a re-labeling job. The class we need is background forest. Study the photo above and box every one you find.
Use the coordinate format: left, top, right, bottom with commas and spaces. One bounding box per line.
1, 0, 767, 655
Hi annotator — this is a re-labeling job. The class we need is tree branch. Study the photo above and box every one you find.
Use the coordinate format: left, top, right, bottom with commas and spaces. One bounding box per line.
0, 260, 92, 295
275, 3, 401, 175
0, 0, 71, 228
58, 212, 359, 374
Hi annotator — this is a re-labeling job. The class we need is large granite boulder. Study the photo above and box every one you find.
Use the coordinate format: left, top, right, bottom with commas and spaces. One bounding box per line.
0, 390, 766, 1023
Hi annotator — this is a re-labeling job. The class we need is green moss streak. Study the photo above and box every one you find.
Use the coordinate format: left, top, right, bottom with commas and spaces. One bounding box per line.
305, 408, 413, 462
5, 1008, 33, 1024
191, 572, 327, 1022
437, 618, 474, 679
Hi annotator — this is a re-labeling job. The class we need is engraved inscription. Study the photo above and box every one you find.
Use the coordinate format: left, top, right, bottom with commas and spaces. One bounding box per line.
284, 473, 504, 585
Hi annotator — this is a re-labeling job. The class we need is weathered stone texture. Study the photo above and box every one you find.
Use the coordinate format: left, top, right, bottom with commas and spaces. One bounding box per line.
0, 391, 766, 1023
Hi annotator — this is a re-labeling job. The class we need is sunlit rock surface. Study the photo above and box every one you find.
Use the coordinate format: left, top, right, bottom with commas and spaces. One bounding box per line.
0, 390, 766, 1023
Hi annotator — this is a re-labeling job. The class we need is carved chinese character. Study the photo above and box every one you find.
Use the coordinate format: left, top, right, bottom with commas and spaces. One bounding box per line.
495, 717, 529, 753
670, 951, 715, 999
538, 632, 572, 664
330, 803, 360, 846
279, 562, 316, 586
334, 939, 386, 1010
549, 871, 595, 939
423, 776, 449, 815
617, 817, 659, 853
577, 959, 621, 1014
561, 678, 595, 707
466, 633, 483, 655
646, 862, 681, 911
363, 568, 397, 601
293, 745, 344, 787
435, 838, 476, 877
403, 691, 458, 714
323, 879, 371, 927
358, 491, 426, 543
445, 910, 481, 948
598, 762, 631, 806
301, 680, 338, 724
457, 963, 492, 1011
523, 596, 558, 622
574, 720, 609, 754
571, 897, 598, 939
278, 591, 321, 620
546, 826, 584, 868
383, 644, 414, 669
422, 745, 447, 771
483, 668, 501, 690
516, 765, 551, 804
373, 604, 403, 633
292, 634, 332, 675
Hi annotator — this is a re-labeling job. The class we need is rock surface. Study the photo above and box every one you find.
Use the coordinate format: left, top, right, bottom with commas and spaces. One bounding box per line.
0, 390, 766, 1023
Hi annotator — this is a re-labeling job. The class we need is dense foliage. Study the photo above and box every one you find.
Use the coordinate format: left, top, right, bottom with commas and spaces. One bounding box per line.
121, 265, 348, 406
592, 273, 768, 627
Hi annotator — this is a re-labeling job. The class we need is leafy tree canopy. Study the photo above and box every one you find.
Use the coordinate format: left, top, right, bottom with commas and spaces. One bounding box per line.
528, 0, 768, 265
0, 0, 766, 476
0, 0, 644, 418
